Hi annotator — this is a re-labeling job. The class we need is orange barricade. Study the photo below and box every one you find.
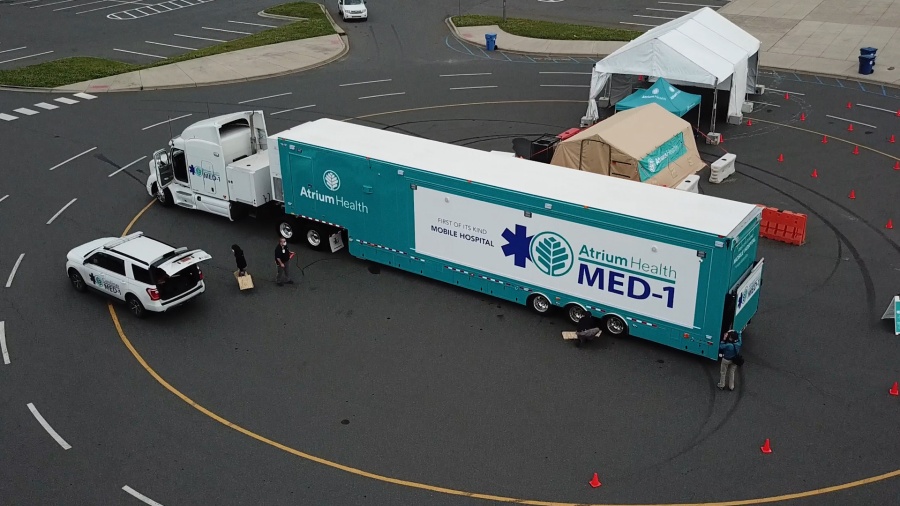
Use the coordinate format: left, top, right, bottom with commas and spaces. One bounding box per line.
756, 205, 807, 246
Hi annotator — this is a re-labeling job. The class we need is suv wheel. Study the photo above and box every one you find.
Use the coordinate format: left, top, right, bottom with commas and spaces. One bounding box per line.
126, 295, 146, 319
69, 269, 86, 292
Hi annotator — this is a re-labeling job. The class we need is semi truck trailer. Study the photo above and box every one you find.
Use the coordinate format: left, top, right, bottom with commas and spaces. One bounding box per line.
147, 111, 764, 359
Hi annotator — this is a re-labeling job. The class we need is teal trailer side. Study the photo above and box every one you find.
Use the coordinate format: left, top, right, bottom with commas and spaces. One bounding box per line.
275, 119, 763, 360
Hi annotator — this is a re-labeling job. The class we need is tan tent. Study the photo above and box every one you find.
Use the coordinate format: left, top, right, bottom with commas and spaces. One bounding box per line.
550, 102, 705, 188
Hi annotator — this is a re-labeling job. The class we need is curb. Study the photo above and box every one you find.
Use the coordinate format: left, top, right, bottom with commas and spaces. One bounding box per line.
0, 5, 348, 94
444, 18, 616, 58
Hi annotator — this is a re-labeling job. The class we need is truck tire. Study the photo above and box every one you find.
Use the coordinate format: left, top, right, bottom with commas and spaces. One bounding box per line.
305, 227, 326, 251
565, 304, 587, 324
528, 294, 552, 315
154, 185, 174, 207
603, 315, 628, 336
278, 219, 295, 242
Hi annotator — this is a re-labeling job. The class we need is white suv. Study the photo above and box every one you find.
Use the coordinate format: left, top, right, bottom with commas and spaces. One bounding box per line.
338, 0, 367, 21
65, 232, 211, 318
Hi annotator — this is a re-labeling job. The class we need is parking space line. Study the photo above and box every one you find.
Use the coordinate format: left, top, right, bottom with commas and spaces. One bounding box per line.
174, 34, 226, 42
633, 14, 677, 19
341, 78, 392, 87
35, 102, 61, 109
657, 1, 720, 6
49, 147, 96, 171
83, 0, 148, 12
54, 97, 79, 104
10, 0, 41, 4
449, 86, 498, 90
1, 321, 9, 365
122, 486, 163, 506
202, 26, 251, 35
5, 254, 24, 288
856, 103, 897, 114
620, 21, 657, 27
358, 92, 406, 100
141, 113, 192, 131
108, 156, 147, 177
13, 108, 39, 116
0, 46, 27, 54
228, 20, 276, 28
55, 0, 117, 11
439, 73, 492, 77
145, 41, 196, 50
0, 195, 8, 204
540, 84, 590, 87
0, 51, 54, 65
114, 48, 167, 59
238, 92, 292, 104
47, 198, 77, 225
30, 0, 74, 8
0, 114, 17, 121
73, 92, 97, 100
27, 403, 71, 450
270, 104, 315, 115
646, 7, 691, 12
826, 114, 877, 128
538, 71, 591, 74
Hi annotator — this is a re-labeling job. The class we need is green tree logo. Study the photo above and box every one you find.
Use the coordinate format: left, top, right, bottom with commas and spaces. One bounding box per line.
529, 232, 574, 277
323, 170, 341, 191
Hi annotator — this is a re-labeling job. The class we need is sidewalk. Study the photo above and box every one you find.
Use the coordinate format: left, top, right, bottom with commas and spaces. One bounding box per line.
449, 4, 900, 88
55, 34, 347, 93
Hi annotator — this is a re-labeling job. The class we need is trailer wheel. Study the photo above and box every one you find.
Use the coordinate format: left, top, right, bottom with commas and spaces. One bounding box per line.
529, 294, 552, 315
278, 220, 295, 241
603, 315, 628, 336
305, 227, 325, 251
566, 304, 587, 324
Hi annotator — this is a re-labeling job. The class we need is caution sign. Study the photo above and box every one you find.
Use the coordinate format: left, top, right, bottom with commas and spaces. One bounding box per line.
882, 296, 900, 335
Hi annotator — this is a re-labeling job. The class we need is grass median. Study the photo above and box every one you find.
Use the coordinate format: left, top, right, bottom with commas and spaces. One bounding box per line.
451, 15, 642, 41
0, 2, 335, 88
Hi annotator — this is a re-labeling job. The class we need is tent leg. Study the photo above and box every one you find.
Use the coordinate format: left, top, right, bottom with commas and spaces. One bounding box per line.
709, 78, 719, 133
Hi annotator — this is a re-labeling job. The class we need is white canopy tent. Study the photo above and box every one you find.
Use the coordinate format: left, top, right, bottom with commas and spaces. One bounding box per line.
585, 7, 760, 133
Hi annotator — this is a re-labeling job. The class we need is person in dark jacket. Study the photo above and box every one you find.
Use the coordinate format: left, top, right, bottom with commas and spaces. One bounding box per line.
232, 244, 247, 276
717, 329, 743, 390
574, 311, 601, 347
274, 237, 293, 286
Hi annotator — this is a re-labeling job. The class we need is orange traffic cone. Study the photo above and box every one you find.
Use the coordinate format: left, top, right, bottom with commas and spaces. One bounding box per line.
890, 381, 899, 396
761, 439, 773, 454
896, 109, 900, 117
853, 145, 860, 155
890, 134, 896, 143
777, 153, 784, 162
822, 135, 829, 144
589, 473, 602, 488
784, 92, 790, 99
894, 160, 900, 170
847, 102, 853, 109
888, 219, 895, 230
849, 189, 856, 199
811, 169, 818, 178
747, 119, 753, 126
848, 123, 854, 132
800, 112, 806, 121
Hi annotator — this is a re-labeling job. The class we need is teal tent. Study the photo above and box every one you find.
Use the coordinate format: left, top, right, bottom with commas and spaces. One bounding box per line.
614, 78, 701, 118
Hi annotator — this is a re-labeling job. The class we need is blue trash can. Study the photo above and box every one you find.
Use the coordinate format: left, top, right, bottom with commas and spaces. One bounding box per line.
485, 33, 497, 51
858, 54, 875, 75
860, 47, 877, 57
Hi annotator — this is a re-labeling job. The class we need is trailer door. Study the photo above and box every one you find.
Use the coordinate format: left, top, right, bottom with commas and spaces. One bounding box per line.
285, 152, 316, 217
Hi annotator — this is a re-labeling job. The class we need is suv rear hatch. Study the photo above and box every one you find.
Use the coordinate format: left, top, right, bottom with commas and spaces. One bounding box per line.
150, 248, 211, 300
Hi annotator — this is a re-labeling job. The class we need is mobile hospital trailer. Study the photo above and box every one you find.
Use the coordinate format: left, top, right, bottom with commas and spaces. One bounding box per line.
272, 119, 764, 360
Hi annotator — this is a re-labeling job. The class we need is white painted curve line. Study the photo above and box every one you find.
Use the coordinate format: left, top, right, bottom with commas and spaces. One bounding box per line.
145, 41, 197, 51
439, 72, 492, 77
0, 46, 27, 55
449, 86, 498, 90
341, 78, 392, 87
0, 50, 54, 65
122, 486, 164, 506
54, 0, 111, 11
109, 156, 148, 177
826, 114, 877, 129
30, 0, 73, 8
856, 103, 897, 114
141, 113, 192, 131
1, 321, 9, 365
0, 194, 8, 204
77, 0, 149, 14
27, 403, 71, 450
49, 147, 96, 171
5, 254, 24, 288
174, 34, 226, 43
539, 71, 591, 74
270, 104, 315, 116
202, 26, 250, 35
358, 92, 405, 100
540, 84, 590, 88
752, 101, 781, 108
228, 20, 277, 28
114, 48, 167, 59
766, 87, 805, 96
238, 92, 292, 104
47, 198, 77, 225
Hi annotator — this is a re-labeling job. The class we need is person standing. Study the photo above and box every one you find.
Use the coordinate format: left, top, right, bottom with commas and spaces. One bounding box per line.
232, 244, 248, 276
717, 329, 743, 391
274, 237, 293, 286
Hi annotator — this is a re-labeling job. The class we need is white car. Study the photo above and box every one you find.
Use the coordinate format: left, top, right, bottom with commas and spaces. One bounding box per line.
338, 0, 367, 21
65, 232, 211, 318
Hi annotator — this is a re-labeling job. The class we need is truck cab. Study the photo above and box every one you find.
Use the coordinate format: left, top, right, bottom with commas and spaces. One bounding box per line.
147, 111, 273, 220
